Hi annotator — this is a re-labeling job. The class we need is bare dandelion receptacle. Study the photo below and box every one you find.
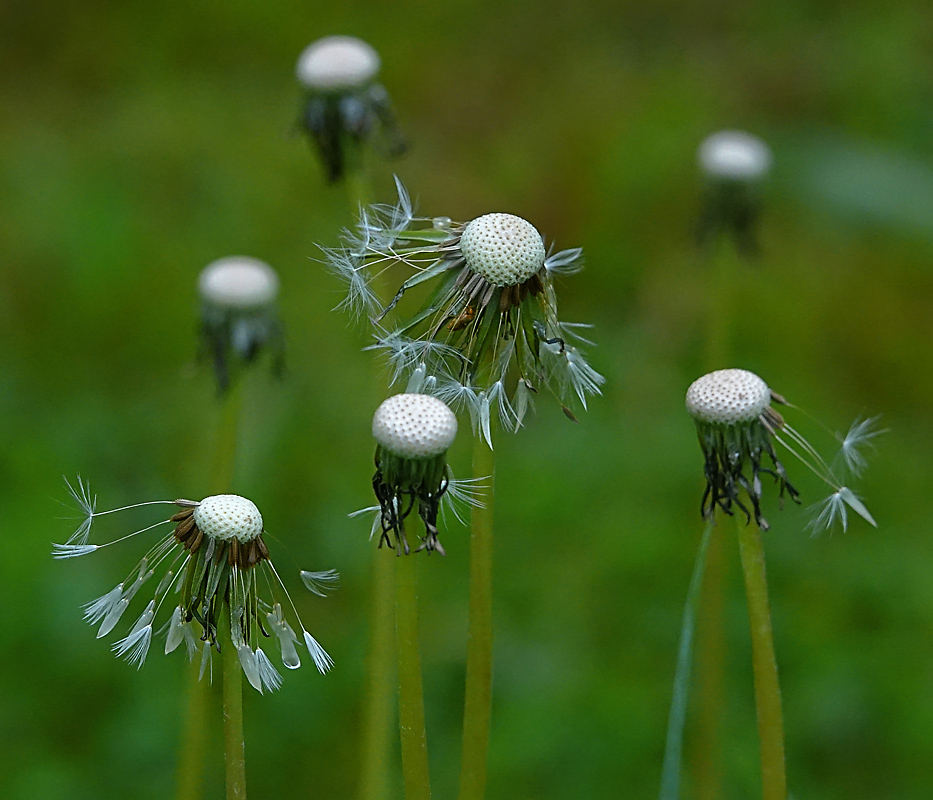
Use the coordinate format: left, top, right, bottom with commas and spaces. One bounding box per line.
686, 368, 878, 532
296, 35, 405, 183
697, 130, 772, 255
325, 180, 604, 445
198, 256, 284, 393
371, 393, 459, 556
53, 481, 336, 692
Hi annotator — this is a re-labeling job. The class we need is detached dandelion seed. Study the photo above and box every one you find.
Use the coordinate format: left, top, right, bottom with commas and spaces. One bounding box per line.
53, 482, 336, 690
686, 368, 878, 532
697, 130, 772, 255
296, 36, 406, 183
326, 179, 604, 445
198, 256, 285, 394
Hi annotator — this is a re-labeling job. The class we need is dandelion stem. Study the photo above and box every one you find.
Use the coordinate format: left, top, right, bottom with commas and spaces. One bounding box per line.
221, 608, 248, 800
358, 552, 397, 800
694, 239, 739, 800
659, 518, 713, 800
694, 521, 727, 800
395, 551, 431, 800
176, 378, 243, 800
736, 515, 787, 800
458, 435, 495, 800
174, 658, 211, 800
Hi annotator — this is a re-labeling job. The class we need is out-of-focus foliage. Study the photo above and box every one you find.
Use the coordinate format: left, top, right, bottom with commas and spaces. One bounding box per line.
1, 2, 931, 798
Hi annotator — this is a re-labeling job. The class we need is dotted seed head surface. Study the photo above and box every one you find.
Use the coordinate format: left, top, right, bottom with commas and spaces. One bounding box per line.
459, 213, 546, 287
199, 257, 279, 309
194, 495, 264, 543
373, 393, 458, 459
698, 130, 772, 181
686, 368, 771, 425
296, 36, 380, 91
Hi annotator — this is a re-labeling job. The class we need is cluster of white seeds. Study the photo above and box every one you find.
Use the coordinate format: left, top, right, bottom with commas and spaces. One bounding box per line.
198, 257, 279, 309
459, 213, 546, 287
686, 368, 771, 425
194, 494, 264, 543
296, 36, 381, 91
373, 393, 458, 459
698, 130, 772, 181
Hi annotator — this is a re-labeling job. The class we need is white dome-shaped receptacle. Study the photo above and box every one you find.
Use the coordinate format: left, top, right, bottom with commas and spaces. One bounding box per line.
296, 36, 380, 91
199, 257, 279, 309
194, 495, 264, 543
698, 130, 772, 181
686, 368, 771, 425
459, 213, 546, 287
373, 393, 458, 459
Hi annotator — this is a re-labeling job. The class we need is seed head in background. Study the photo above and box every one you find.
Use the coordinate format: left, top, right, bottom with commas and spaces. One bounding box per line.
325, 179, 604, 446
366, 393, 482, 556
198, 256, 285, 394
53, 479, 336, 692
686, 368, 881, 532
697, 130, 772, 256
296, 36, 406, 184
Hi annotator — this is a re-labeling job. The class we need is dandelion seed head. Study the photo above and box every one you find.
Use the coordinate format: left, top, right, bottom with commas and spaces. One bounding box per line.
698, 130, 772, 182
459, 213, 546, 287
296, 36, 380, 91
373, 393, 457, 459
199, 257, 279, 309
686, 368, 771, 425
193, 494, 263, 544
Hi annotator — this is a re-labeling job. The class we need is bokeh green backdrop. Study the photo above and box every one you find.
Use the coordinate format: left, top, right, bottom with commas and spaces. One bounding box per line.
2, 1, 932, 798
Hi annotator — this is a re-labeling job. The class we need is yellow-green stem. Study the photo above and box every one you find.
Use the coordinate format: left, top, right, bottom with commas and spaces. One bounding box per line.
458, 436, 495, 800
736, 516, 786, 800
396, 551, 431, 800
358, 553, 397, 800
693, 240, 739, 800
175, 382, 244, 800
220, 608, 247, 800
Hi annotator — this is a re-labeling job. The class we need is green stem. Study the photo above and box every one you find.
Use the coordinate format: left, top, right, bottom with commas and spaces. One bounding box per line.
358, 553, 397, 800
396, 552, 431, 800
736, 516, 786, 800
175, 383, 244, 800
659, 519, 714, 800
458, 436, 495, 800
221, 608, 247, 800
693, 522, 727, 800
693, 240, 738, 800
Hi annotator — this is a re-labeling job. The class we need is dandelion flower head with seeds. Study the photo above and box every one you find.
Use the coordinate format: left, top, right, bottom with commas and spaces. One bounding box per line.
685, 368, 882, 532
53, 479, 337, 692
324, 179, 604, 445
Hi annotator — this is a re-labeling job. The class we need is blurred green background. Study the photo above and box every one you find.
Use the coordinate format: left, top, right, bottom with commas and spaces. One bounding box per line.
2, 1, 932, 798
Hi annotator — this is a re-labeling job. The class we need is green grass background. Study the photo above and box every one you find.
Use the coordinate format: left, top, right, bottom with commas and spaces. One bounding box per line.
2, 1, 931, 798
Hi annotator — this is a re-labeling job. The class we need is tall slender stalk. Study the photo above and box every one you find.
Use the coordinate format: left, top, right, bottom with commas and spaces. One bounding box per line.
659, 519, 714, 800
693, 240, 739, 799
220, 608, 247, 800
736, 515, 786, 800
358, 553, 397, 800
458, 435, 495, 800
395, 550, 431, 800
347, 164, 399, 800
176, 382, 244, 800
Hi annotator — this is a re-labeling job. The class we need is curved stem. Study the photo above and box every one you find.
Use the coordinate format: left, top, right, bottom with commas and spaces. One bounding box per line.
221, 608, 247, 800
396, 552, 431, 800
736, 516, 786, 800
458, 436, 495, 800
358, 553, 397, 800
659, 519, 714, 800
